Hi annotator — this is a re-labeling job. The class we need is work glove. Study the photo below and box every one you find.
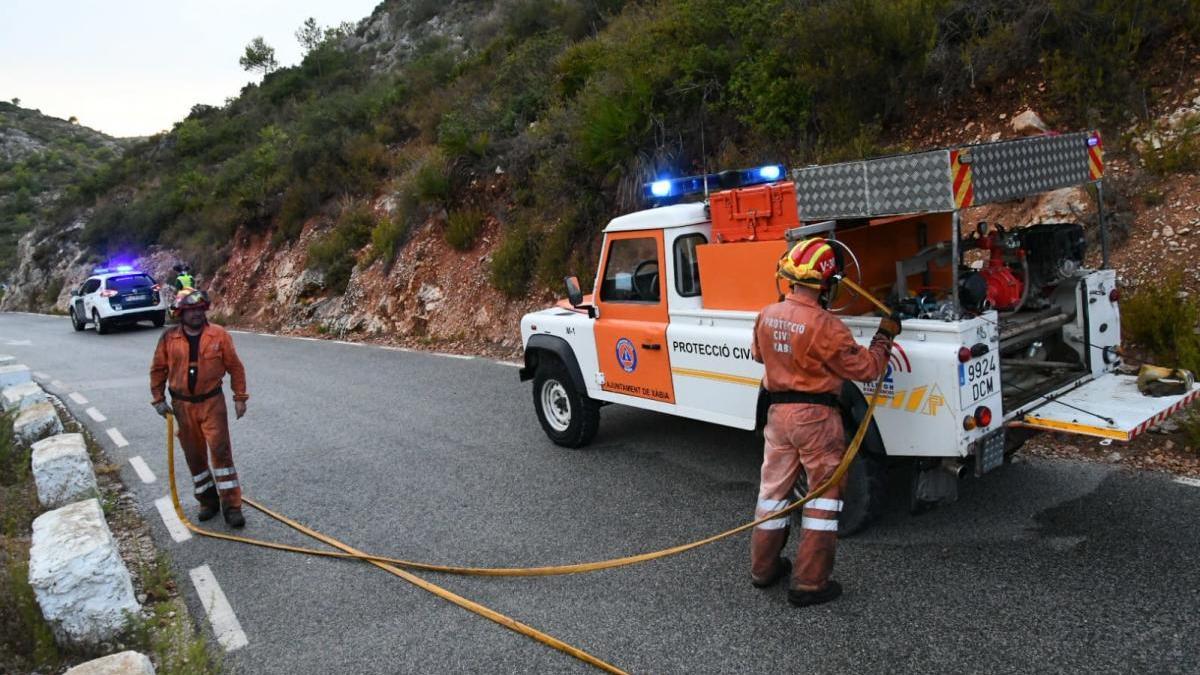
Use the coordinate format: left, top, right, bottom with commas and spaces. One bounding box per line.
153, 401, 172, 417
876, 312, 902, 340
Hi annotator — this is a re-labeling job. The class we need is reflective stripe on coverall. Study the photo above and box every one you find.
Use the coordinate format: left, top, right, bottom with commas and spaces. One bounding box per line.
750, 290, 890, 591
150, 323, 248, 509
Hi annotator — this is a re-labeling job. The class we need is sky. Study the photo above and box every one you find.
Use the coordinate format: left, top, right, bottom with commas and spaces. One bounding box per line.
0, 0, 383, 138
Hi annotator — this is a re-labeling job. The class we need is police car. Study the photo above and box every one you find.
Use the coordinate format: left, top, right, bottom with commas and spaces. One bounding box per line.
68, 266, 170, 334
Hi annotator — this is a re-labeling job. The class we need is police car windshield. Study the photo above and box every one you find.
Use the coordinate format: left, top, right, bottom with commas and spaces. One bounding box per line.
108, 274, 155, 291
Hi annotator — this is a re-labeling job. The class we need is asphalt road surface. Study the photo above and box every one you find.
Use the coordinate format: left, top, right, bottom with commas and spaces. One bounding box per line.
4, 311, 1199, 674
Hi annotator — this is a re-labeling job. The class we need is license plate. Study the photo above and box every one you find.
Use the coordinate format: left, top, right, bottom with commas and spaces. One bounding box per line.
127, 294, 147, 301
959, 353, 998, 405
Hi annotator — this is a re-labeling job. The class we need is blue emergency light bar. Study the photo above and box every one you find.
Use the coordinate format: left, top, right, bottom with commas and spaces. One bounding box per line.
643, 164, 786, 203
92, 264, 137, 275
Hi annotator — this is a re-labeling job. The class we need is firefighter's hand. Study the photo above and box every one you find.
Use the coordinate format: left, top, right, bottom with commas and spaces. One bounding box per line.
877, 313, 902, 339
153, 401, 172, 417
234, 400, 247, 419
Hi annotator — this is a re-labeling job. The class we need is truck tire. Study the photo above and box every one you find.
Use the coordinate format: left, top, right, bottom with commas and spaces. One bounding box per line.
69, 307, 85, 331
532, 358, 600, 448
93, 310, 109, 335
790, 452, 885, 537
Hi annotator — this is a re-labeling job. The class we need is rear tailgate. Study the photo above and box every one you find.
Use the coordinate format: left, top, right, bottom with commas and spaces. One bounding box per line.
1017, 374, 1199, 441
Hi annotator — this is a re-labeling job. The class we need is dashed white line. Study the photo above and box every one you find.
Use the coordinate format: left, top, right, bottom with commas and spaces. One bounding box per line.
85, 407, 107, 422
34, 371, 50, 379
496, 361, 522, 368
433, 352, 473, 360
189, 565, 248, 651
154, 496, 192, 543
1174, 476, 1200, 488
106, 428, 129, 447
68, 392, 89, 405
129, 456, 157, 484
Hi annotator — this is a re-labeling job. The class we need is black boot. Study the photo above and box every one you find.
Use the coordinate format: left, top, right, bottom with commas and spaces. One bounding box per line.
751, 558, 792, 589
223, 507, 245, 528
197, 503, 220, 522
787, 580, 843, 607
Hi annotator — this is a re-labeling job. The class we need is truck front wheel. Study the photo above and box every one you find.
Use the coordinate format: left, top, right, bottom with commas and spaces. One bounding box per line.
532, 359, 600, 448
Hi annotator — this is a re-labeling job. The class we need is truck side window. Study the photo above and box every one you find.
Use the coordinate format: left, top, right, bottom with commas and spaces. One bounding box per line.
600, 237, 660, 303
674, 233, 706, 297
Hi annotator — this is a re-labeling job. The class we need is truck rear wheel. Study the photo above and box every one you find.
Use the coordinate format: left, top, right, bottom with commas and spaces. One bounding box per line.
791, 452, 886, 537
532, 359, 600, 448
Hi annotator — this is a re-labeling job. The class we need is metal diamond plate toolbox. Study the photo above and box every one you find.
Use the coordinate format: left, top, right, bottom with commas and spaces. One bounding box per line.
792, 161, 870, 220
970, 132, 1091, 205
793, 150, 953, 219
865, 151, 955, 215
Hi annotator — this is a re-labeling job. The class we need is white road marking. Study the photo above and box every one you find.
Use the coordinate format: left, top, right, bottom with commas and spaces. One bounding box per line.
34, 371, 50, 379
1174, 476, 1200, 488
292, 336, 319, 341
5, 339, 32, 346
85, 407, 107, 422
129, 456, 157, 483
333, 340, 363, 347
154, 496, 192, 542
189, 565, 249, 651
68, 392, 88, 404
496, 361, 522, 368
106, 428, 129, 447
433, 352, 473, 360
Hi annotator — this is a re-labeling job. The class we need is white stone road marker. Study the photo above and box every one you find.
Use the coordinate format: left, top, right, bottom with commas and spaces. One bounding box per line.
106, 428, 129, 447
85, 407, 107, 422
1175, 476, 1200, 488
154, 496, 192, 543
129, 456, 157, 484
189, 565, 249, 651
68, 392, 89, 405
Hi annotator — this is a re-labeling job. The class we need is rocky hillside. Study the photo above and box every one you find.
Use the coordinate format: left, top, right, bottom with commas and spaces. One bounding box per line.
0, 102, 125, 280
3, 0, 1200, 362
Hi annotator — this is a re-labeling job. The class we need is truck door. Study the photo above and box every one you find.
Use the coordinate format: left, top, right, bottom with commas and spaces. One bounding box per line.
593, 230, 676, 404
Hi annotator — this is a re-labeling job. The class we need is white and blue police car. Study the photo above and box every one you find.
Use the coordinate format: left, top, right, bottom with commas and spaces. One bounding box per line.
68, 266, 170, 334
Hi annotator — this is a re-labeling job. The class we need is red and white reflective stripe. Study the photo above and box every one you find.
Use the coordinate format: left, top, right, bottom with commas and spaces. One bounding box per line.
1129, 389, 1200, 440
801, 516, 838, 532
756, 517, 789, 531
808, 498, 843, 512
755, 497, 791, 530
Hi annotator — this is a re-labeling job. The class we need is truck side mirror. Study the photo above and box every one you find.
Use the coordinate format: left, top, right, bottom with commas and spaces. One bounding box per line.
564, 276, 583, 307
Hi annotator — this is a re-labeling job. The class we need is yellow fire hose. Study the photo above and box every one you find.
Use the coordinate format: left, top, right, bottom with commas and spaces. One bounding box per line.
164, 276, 892, 672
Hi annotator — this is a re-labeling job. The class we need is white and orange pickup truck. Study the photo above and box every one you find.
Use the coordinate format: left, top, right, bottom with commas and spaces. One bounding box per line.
519, 133, 1198, 532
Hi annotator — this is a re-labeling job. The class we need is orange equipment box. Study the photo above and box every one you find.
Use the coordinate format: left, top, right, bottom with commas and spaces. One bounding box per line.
709, 182, 799, 243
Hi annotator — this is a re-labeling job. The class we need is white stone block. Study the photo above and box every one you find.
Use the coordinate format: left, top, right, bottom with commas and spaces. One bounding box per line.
0, 363, 32, 388
3, 381, 48, 412
29, 499, 141, 648
64, 650, 156, 675
32, 433, 98, 508
15, 401, 63, 445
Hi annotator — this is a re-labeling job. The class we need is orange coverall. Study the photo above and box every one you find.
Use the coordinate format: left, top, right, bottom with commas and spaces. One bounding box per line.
150, 324, 248, 509
750, 291, 890, 591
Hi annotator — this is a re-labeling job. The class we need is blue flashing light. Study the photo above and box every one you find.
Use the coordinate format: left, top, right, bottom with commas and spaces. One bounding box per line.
1087, 135, 1100, 147
757, 165, 782, 181
642, 163, 788, 204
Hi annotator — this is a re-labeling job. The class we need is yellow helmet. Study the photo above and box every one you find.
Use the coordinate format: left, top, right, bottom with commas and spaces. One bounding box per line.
172, 288, 210, 317
777, 237, 839, 289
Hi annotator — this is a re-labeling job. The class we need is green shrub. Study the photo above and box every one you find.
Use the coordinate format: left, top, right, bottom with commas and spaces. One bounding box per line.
1142, 125, 1200, 176
369, 215, 408, 265
490, 224, 535, 297
307, 204, 375, 294
409, 149, 451, 206
1121, 273, 1200, 374
445, 208, 486, 250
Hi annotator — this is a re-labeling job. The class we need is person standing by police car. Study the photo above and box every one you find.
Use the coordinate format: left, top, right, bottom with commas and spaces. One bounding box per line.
149, 289, 250, 527
748, 238, 900, 606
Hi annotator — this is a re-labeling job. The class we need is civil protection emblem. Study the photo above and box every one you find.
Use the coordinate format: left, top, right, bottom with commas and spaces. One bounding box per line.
615, 337, 638, 373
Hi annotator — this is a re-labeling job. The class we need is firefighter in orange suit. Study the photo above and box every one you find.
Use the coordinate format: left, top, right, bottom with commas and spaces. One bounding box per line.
150, 289, 250, 527
749, 238, 900, 606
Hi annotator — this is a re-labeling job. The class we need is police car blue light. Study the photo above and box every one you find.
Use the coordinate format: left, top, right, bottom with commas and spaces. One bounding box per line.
650, 180, 672, 198
757, 165, 782, 181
